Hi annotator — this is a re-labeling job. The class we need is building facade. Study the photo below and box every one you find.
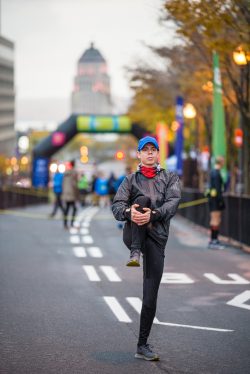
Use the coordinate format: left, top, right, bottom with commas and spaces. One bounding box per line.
0, 35, 15, 156
71, 43, 112, 115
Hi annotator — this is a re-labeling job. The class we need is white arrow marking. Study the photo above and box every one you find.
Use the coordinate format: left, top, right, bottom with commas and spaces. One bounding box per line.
73, 246, 86, 258
125, 297, 233, 332
161, 273, 194, 284
100, 266, 121, 282
227, 291, 250, 310
104, 297, 131, 323
204, 273, 250, 284
82, 265, 100, 281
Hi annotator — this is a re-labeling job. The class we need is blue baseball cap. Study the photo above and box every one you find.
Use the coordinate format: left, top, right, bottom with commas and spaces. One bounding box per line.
138, 136, 159, 151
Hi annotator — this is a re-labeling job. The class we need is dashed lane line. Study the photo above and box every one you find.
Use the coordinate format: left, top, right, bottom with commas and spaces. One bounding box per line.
82, 265, 100, 281
103, 297, 132, 323
100, 266, 121, 282
82, 235, 94, 244
73, 247, 87, 258
88, 247, 103, 258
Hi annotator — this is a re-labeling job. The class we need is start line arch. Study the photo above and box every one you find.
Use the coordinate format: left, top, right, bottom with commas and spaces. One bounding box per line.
32, 114, 147, 187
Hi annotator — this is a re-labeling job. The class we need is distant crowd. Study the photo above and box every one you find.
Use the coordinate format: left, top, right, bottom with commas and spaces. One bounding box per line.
49, 160, 132, 228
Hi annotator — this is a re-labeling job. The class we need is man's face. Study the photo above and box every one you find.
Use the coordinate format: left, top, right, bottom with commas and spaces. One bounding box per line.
137, 143, 159, 166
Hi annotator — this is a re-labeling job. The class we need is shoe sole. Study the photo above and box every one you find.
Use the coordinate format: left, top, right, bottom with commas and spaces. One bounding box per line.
135, 353, 159, 361
126, 260, 140, 267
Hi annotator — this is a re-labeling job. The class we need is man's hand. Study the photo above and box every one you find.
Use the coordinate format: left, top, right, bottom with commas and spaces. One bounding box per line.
131, 204, 151, 226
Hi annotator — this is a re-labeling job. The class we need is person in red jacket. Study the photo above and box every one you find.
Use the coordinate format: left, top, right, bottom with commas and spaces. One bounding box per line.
112, 136, 181, 361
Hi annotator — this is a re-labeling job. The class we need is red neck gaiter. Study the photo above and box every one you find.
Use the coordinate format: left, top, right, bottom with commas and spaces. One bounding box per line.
140, 166, 157, 178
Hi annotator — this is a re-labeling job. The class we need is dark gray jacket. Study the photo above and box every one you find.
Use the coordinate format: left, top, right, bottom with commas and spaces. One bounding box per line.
112, 169, 181, 247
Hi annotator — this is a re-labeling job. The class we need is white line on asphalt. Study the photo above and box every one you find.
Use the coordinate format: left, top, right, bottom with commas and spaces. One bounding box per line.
126, 297, 233, 332
80, 228, 89, 235
82, 265, 100, 281
82, 222, 90, 228
100, 266, 121, 282
73, 247, 87, 258
204, 273, 250, 284
82, 235, 93, 244
70, 236, 80, 244
69, 228, 79, 235
161, 273, 194, 284
153, 321, 234, 332
227, 291, 250, 310
88, 247, 103, 258
103, 297, 132, 323
126, 297, 159, 323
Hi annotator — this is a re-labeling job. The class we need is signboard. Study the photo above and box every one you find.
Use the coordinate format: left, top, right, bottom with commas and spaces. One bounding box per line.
32, 157, 49, 187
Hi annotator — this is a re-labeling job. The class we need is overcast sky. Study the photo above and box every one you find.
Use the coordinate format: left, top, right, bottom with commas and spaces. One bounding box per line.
1, 0, 176, 123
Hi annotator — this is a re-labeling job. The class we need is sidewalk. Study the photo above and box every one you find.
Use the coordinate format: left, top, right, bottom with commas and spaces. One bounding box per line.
173, 214, 250, 254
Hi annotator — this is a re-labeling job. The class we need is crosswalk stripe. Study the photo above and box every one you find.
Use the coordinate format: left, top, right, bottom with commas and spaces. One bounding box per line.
103, 297, 132, 323
82, 235, 93, 244
88, 247, 103, 258
100, 266, 121, 282
82, 265, 101, 281
70, 235, 80, 244
73, 247, 86, 258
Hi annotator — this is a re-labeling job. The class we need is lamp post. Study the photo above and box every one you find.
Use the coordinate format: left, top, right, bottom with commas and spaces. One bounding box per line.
183, 103, 197, 154
233, 46, 249, 194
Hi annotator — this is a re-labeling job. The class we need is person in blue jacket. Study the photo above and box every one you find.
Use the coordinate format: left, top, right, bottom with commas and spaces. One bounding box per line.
49, 167, 65, 217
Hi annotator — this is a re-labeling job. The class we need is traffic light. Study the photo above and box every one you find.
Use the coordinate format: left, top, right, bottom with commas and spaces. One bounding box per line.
115, 150, 125, 160
234, 128, 243, 148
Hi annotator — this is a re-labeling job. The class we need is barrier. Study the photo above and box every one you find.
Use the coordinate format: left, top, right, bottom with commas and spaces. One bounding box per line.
179, 189, 250, 247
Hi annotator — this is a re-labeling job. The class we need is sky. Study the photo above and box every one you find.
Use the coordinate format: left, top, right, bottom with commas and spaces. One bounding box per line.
1, 0, 175, 123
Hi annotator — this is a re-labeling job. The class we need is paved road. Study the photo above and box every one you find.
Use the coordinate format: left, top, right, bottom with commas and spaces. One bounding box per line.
0, 204, 250, 374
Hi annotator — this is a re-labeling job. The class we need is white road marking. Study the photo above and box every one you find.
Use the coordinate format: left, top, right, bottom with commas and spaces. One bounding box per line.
126, 297, 233, 332
100, 266, 121, 282
82, 222, 90, 228
103, 297, 132, 323
82, 265, 100, 281
73, 247, 86, 258
126, 297, 159, 323
69, 228, 78, 235
82, 235, 93, 244
154, 320, 233, 332
161, 273, 194, 284
227, 291, 250, 310
204, 273, 250, 285
70, 236, 80, 244
88, 247, 103, 258
80, 228, 89, 235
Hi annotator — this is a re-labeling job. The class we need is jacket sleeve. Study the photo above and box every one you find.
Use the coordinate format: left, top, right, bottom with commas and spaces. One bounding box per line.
154, 173, 181, 222
111, 176, 131, 221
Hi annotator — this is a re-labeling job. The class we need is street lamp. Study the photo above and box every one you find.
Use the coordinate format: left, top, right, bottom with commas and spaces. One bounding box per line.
233, 46, 249, 194
183, 103, 197, 154
183, 103, 197, 119
233, 47, 248, 66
